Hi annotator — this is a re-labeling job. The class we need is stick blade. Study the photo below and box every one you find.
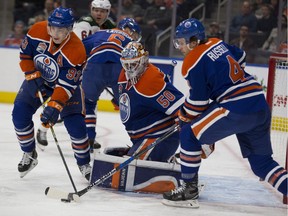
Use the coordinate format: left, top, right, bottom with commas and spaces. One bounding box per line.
45, 187, 80, 202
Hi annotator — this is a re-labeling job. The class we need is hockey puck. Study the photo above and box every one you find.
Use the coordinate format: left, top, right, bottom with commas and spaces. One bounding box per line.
61, 198, 71, 203
44, 187, 50, 195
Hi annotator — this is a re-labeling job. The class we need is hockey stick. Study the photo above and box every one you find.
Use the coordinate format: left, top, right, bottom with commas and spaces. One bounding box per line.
38, 91, 78, 193
105, 87, 115, 99
45, 124, 180, 202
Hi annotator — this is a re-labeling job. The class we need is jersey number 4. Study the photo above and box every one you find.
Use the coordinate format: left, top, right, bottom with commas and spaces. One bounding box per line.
227, 55, 246, 84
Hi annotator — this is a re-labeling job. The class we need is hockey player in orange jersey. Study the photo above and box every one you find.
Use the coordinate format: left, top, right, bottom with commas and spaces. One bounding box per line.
12, 7, 92, 181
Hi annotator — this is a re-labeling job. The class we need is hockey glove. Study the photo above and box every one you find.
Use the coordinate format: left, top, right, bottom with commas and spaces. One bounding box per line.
40, 101, 63, 126
178, 106, 195, 128
25, 71, 45, 98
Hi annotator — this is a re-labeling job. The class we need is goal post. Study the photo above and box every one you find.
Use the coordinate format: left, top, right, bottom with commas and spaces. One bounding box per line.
266, 52, 288, 204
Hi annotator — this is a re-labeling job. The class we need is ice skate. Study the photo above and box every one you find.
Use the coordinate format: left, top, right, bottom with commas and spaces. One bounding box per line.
78, 164, 92, 181
162, 175, 200, 208
36, 129, 48, 151
18, 150, 38, 178
88, 139, 101, 153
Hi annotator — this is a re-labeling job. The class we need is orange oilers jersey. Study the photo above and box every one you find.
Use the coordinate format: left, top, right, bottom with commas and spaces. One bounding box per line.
181, 38, 266, 116
19, 21, 86, 103
118, 63, 184, 141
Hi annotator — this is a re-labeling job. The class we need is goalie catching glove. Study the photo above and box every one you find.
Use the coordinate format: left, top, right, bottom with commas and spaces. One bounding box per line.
41, 101, 63, 126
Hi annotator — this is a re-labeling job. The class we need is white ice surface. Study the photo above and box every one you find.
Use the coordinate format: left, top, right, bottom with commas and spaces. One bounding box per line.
0, 103, 287, 216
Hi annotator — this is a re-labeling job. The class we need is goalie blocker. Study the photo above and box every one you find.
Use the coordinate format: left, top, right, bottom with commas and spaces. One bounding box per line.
90, 144, 214, 193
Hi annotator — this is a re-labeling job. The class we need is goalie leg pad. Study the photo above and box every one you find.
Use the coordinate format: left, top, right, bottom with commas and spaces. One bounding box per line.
91, 147, 182, 193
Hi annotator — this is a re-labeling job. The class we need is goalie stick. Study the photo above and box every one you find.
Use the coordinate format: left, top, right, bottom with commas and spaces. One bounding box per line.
38, 91, 78, 194
45, 125, 180, 202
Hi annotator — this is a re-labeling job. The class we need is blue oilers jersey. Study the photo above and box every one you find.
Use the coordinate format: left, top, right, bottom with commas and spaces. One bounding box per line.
182, 38, 267, 116
118, 64, 185, 142
82, 29, 133, 63
19, 21, 86, 100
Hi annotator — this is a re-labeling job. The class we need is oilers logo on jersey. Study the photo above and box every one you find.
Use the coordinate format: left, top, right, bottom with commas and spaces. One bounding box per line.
34, 54, 59, 82
119, 93, 130, 123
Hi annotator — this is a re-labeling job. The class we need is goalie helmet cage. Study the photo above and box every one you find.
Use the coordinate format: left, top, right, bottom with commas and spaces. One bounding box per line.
266, 52, 288, 205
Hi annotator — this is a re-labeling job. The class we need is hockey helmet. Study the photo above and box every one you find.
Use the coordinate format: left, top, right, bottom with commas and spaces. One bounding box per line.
173, 18, 206, 48
118, 18, 142, 42
48, 7, 74, 28
120, 42, 149, 83
91, 0, 111, 11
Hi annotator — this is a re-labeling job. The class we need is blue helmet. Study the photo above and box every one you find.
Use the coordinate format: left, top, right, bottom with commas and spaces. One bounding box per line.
174, 18, 206, 43
118, 18, 142, 41
48, 7, 74, 28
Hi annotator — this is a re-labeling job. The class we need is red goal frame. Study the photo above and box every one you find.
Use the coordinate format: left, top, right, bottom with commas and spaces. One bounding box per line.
266, 52, 288, 205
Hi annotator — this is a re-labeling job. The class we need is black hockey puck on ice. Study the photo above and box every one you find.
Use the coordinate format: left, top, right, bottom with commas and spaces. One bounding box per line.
44, 187, 50, 195
61, 198, 71, 203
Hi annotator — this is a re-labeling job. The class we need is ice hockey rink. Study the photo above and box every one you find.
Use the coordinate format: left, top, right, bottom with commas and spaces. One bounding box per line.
0, 103, 287, 216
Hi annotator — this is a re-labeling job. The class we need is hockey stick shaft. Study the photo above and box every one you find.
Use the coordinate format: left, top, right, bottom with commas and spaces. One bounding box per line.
38, 91, 78, 193
75, 124, 180, 197
105, 87, 115, 98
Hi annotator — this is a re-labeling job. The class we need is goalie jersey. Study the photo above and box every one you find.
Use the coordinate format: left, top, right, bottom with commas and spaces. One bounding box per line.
118, 63, 185, 144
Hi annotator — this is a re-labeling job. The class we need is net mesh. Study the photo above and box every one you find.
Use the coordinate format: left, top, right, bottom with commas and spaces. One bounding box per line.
270, 57, 288, 168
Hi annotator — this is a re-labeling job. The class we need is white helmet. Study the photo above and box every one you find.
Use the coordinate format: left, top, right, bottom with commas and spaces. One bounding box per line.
91, 0, 111, 11
120, 42, 149, 84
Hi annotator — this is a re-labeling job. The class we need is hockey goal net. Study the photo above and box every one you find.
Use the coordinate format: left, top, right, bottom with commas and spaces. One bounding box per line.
266, 53, 288, 204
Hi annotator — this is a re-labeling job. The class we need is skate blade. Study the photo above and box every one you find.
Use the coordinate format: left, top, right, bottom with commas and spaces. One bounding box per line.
19, 160, 38, 178
36, 142, 46, 151
161, 199, 200, 208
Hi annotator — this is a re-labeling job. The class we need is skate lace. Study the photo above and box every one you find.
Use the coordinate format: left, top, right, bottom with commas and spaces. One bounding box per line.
20, 152, 34, 165
171, 182, 187, 195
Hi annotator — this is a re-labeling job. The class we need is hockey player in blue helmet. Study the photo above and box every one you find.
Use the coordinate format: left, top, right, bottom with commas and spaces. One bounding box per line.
47, 7, 74, 44
81, 17, 142, 152
37, 3, 115, 148
162, 18, 288, 208
173, 18, 206, 53
118, 17, 142, 42
13, 7, 92, 181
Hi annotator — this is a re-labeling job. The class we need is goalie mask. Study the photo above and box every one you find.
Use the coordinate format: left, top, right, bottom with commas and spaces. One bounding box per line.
120, 42, 149, 84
